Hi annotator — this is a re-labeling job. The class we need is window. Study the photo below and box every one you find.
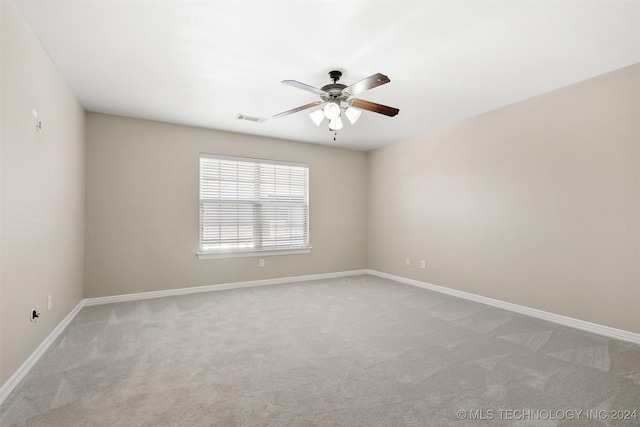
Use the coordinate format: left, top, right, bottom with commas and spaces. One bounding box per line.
197, 154, 310, 259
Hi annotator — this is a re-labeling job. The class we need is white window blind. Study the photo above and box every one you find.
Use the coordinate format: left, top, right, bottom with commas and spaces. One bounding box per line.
198, 154, 310, 258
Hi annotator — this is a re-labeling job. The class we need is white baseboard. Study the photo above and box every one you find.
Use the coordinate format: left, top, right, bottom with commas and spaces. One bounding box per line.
367, 269, 640, 345
83, 269, 368, 306
0, 301, 84, 405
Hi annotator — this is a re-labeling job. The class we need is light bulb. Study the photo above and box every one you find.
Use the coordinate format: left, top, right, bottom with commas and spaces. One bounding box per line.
345, 107, 362, 124
323, 102, 341, 120
309, 109, 325, 126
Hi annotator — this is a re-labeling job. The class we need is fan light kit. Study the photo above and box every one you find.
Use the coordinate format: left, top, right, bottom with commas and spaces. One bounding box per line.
274, 70, 399, 140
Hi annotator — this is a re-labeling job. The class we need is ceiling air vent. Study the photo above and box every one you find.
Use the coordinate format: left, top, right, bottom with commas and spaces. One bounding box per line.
236, 114, 267, 123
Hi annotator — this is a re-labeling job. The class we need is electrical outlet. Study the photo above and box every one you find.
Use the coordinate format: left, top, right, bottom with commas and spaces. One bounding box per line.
30, 306, 41, 322
405, 258, 410, 266
420, 260, 426, 269
259, 258, 265, 267
48, 295, 53, 310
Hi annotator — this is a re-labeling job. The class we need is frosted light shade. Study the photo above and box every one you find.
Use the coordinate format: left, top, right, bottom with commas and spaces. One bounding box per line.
323, 102, 341, 120
328, 116, 343, 131
309, 109, 325, 126
345, 107, 362, 124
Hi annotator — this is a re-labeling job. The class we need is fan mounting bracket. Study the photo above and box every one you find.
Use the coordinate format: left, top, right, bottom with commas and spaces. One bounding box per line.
328, 70, 342, 83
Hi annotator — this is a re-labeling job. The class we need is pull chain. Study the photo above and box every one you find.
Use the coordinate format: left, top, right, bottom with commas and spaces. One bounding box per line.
333, 131, 337, 142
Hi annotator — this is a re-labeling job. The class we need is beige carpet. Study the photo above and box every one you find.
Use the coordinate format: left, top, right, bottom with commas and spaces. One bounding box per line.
1, 275, 639, 426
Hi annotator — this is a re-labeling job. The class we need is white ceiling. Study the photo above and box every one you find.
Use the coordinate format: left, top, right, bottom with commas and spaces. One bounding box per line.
15, 1, 640, 151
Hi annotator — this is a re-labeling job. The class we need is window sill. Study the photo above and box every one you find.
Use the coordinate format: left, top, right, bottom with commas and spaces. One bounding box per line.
196, 247, 312, 260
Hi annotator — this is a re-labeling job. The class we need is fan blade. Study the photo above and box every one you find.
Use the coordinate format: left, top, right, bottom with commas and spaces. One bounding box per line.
343, 73, 390, 96
273, 101, 323, 118
281, 80, 327, 96
351, 99, 399, 117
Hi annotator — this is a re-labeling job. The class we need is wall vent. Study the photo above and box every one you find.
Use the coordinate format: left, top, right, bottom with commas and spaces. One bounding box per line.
236, 114, 267, 123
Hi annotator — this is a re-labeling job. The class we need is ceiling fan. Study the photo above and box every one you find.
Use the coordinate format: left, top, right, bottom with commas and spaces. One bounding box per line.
273, 70, 399, 133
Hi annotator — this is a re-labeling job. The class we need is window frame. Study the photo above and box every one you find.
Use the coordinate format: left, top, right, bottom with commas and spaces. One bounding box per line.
197, 153, 311, 260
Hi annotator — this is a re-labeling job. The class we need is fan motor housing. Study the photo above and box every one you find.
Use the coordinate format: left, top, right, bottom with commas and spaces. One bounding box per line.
320, 70, 349, 101
320, 83, 348, 101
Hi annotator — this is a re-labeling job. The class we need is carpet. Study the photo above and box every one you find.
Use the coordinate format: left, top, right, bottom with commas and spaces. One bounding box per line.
1, 275, 639, 426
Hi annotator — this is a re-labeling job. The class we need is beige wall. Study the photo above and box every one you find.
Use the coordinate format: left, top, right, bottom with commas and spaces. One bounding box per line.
84, 113, 368, 297
1, 1, 86, 385
368, 64, 640, 334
